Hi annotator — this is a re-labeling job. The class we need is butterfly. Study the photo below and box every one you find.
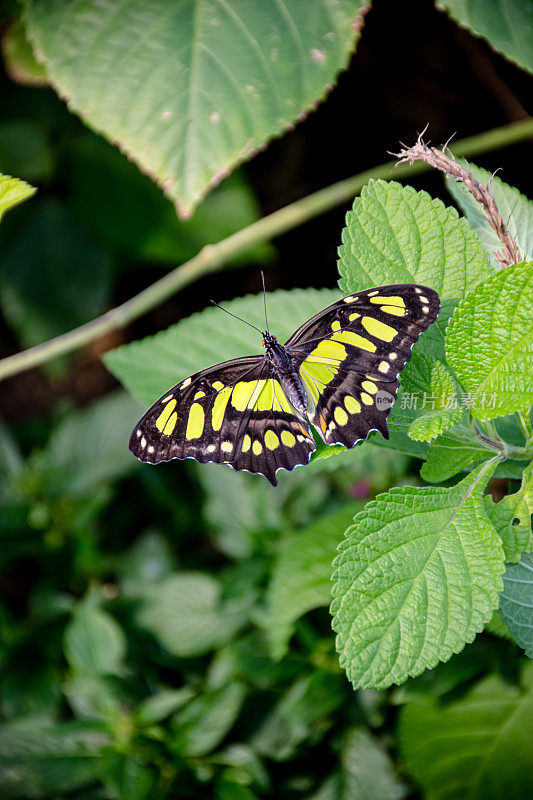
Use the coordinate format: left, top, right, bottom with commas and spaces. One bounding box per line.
130, 284, 440, 485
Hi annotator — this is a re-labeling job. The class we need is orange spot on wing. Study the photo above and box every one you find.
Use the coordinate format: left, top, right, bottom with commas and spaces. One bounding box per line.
320, 415, 327, 435
295, 422, 313, 440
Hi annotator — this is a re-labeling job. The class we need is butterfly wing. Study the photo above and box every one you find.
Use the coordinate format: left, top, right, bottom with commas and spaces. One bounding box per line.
285, 284, 440, 447
130, 356, 316, 486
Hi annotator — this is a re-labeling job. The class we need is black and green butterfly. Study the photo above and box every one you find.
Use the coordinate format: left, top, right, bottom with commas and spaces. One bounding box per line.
130, 284, 440, 485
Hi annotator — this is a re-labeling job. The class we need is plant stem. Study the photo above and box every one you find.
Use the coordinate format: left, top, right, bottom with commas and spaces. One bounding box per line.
2, 117, 533, 382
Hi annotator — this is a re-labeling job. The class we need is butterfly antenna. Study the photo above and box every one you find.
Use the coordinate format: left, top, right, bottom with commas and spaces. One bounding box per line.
261, 270, 270, 334
210, 300, 263, 334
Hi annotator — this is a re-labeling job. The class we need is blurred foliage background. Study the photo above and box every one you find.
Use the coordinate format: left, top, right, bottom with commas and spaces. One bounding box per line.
0, 1, 532, 798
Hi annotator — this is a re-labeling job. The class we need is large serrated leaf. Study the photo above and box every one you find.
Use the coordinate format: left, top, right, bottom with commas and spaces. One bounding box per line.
446, 262, 533, 420
104, 288, 340, 406
23, 0, 367, 217
438, 0, 533, 75
331, 460, 504, 689
337, 179, 492, 299
446, 161, 533, 269
499, 553, 533, 658
399, 663, 533, 800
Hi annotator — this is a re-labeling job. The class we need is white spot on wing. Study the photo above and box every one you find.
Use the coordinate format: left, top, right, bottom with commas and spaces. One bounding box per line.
221, 441, 233, 453
180, 377, 191, 390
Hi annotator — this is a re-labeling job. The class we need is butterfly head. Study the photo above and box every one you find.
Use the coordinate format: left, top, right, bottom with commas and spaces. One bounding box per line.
262, 332, 277, 348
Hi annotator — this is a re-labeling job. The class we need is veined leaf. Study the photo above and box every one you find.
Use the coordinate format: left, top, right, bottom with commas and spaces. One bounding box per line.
0, 170, 35, 220
338, 179, 492, 299
499, 553, 533, 658
446, 262, 533, 420
484, 461, 533, 561
266, 506, 359, 660
105, 288, 340, 406
23, 0, 367, 217
438, 0, 533, 75
446, 161, 533, 269
420, 429, 495, 483
407, 360, 463, 443
399, 663, 533, 800
331, 460, 504, 689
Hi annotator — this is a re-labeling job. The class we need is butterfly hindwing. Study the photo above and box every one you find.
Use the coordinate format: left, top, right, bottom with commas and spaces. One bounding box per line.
129, 356, 316, 485
288, 284, 440, 447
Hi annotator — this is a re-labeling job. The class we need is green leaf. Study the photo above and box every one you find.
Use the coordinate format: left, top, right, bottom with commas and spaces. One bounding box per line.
135, 687, 195, 727
134, 572, 248, 657
445, 161, 533, 269
408, 409, 463, 443
309, 727, 406, 800
252, 672, 345, 760
484, 461, 533, 561
331, 460, 504, 689
64, 597, 127, 676
420, 429, 495, 483
1, 16, 48, 87
99, 753, 155, 800
339, 727, 405, 800
399, 663, 533, 800
484, 610, 516, 644
499, 553, 533, 658
338, 179, 492, 298
446, 262, 533, 420
45, 392, 140, 496
172, 682, 245, 757
23, 0, 367, 217
0, 170, 35, 220
407, 360, 463, 442
0, 719, 110, 800
105, 287, 340, 406
66, 134, 274, 265
0, 199, 112, 347
266, 506, 359, 660
437, 0, 533, 75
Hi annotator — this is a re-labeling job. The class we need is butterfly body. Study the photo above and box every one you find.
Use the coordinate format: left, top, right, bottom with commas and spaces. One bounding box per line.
130, 284, 440, 485
263, 332, 308, 413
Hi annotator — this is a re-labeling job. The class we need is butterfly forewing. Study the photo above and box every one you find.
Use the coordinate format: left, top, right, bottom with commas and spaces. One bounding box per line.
288, 284, 440, 448
286, 284, 440, 382
129, 356, 316, 486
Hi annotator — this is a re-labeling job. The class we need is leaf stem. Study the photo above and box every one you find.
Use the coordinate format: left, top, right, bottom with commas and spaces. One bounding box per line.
2, 117, 533, 382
